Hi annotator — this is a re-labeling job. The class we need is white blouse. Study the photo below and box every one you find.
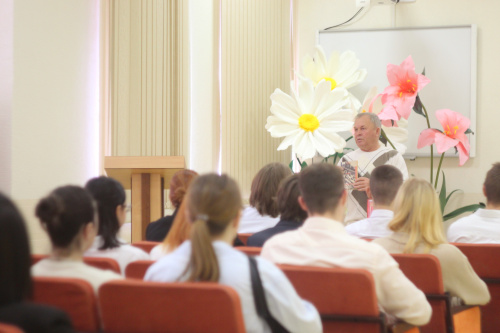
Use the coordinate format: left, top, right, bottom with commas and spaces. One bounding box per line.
145, 241, 321, 333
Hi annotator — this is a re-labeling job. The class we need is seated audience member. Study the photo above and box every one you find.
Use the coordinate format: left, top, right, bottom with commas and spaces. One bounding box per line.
84, 176, 150, 273
145, 174, 322, 333
150, 199, 190, 260
247, 174, 307, 247
261, 164, 431, 326
345, 165, 403, 239
448, 162, 500, 243
374, 178, 490, 306
238, 162, 292, 233
0, 193, 73, 333
146, 169, 198, 241
32, 186, 122, 293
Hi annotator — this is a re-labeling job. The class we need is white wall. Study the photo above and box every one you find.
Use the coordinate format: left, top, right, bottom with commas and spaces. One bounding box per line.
8, 0, 100, 253
295, 0, 500, 212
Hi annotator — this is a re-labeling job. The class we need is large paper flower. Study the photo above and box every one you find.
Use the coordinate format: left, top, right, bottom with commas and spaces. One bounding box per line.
266, 78, 354, 160
417, 109, 471, 166
360, 87, 408, 154
379, 55, 430, 122
302, 46, 367, 110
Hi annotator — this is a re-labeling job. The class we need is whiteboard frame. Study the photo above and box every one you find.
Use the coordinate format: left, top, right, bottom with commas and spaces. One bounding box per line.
317, 25, 477, 159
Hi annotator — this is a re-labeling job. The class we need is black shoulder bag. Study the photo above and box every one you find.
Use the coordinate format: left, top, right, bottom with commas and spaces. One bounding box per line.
248, 256, 290, 333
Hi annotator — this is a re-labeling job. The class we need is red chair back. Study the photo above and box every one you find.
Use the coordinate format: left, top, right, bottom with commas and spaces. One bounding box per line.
235, 246, 262, 256
131, 241, 160, 253
0, 323, 24, 333
31, 254, 48, 265
453, 243, 500, 333
125, 260, 155, 280
237, 233, 252, 245
98, 280, 246, 333
32, 277, 99, 332
83, 257, 121, 275
278, 265, 383, 333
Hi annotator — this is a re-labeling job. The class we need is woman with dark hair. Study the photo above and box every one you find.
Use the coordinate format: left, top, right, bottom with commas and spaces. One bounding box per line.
0, 192, 73, 333
84, 176, 149, 273
238, 163, 292, 233
145, 174, 321, 333
247, 174, 307, 247
146, 169, 198, 241
32, 185, 122, 293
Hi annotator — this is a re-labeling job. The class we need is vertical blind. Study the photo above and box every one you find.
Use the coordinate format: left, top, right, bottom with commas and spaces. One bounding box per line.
220, 0, 292, 196
108, 0, 189, 157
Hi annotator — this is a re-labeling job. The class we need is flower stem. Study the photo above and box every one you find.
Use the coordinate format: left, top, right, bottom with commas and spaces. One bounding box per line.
434, 152, 445, 189
421, 101, 434, 184
380, 128, 396, 150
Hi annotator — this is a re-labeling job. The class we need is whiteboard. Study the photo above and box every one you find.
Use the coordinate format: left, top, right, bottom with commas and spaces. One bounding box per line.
318, 25, 477, 158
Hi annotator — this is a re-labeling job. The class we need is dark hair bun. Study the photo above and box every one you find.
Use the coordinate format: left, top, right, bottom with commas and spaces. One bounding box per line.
35, 196, 62, 225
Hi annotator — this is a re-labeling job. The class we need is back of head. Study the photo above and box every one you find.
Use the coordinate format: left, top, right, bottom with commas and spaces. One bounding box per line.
35, 185, 95, 249
249, 163, 291, 217
484, 162, 500, 206
298, 164, 345, 215
370, 165, 404, 206
169, 169, 198, 208
389, 178, 446, 253
186, 173, 242, 282
85, 176, 125, 250
278, 174, 307, 223
0, 193, 32, 306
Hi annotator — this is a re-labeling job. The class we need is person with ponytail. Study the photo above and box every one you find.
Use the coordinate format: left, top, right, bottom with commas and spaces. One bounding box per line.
0, 193, 73, 333
145, 174, 321, 333
146, 169, 198, 242
84, 176, 150, 273
32, 185, 122, 293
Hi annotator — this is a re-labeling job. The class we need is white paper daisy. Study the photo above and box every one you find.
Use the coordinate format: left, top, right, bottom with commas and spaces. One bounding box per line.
266, 78, 354, 160
302, 46, 367, 111
361, 86, 408, 154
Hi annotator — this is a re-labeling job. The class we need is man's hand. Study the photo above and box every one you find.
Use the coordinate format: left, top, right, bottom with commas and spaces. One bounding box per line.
353, 177, 370, 192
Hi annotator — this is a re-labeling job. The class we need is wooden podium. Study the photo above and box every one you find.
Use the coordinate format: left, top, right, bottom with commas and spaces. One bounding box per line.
104, 156, 185, 242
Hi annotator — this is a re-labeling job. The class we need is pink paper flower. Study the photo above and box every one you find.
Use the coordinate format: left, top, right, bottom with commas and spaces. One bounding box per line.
378, 55, 430, 121
417, 109, 471, 166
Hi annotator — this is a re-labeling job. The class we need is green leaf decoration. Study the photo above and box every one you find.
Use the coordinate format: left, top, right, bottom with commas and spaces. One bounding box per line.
445, 189, 461, 206
421, 67, 426, 76
345, 136, 353, 142
438, 171, 447, 214
380, 133, 388, 145
443, 203, 485, 221
288, 160, 294, 173
413, 94, 426, 117
464, 128, 474, 135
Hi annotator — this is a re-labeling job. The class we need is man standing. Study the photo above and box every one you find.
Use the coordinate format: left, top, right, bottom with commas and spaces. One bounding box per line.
339, 112, 408, 223
345, 165, 403, 239
261, 163, 431, 326
448, 162, 500, 243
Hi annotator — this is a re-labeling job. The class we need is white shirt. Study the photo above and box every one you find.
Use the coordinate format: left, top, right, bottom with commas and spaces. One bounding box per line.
84, 236, 150, 274
150, 244, 172, 261
339, 146, 408, 224
145, 241, 322, 333
32, 258, 123, 294
345, 209, 394, 239
261, 216, 431, 326
447, 209, 500, 243
238, 206, 280, 233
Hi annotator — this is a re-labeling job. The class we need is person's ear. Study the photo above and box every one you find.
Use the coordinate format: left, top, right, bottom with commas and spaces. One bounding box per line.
483, 184, 487, 198
298, 196, 309, 213
367, 187, 373, 200
341, 190, 347, 206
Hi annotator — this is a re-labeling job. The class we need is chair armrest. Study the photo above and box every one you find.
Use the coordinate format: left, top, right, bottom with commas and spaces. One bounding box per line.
389, 322, 420, 333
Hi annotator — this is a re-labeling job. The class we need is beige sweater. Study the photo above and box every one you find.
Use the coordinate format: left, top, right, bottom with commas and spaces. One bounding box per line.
373, 232, 490, 305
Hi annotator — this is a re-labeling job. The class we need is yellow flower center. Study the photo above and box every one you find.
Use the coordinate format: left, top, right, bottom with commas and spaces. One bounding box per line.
398, 79, 417, 97
322, 77, 337, 90
298, 114, 320, 132
444, 124, 459, 137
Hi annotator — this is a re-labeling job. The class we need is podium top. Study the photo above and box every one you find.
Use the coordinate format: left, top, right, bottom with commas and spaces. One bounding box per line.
104, 156, 185, 189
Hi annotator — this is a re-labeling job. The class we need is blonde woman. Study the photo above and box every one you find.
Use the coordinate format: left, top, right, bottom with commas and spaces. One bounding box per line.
373, 178, 490, 305
145, 174, 321, 333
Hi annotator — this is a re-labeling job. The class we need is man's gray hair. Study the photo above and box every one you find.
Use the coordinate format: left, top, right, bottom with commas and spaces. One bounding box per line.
355, 112, 381, 129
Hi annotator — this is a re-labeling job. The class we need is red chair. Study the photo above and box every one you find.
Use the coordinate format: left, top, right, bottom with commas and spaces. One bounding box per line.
237, 233, 252, 245
125, 260, 155, 279
0, 323, 24, 333
32, 277, 100, 332
131, 241, 160, 253
453, 243, 500, 333
278, 264, 408, 333
31, 255, 121, 275
392, 253, 481, 333
235, 246, 262, 256
99, 280, 246, 333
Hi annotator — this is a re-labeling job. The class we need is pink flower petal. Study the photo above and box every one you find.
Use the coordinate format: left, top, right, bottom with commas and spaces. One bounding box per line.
378, 104, 400, 123
456, 142, 469, 166
417, 128, 439, 149
434, 132, 459, 154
